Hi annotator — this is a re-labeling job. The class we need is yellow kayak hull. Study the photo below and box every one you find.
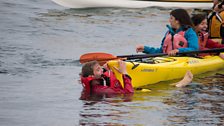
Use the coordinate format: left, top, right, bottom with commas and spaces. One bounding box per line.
107, 55, 224, 88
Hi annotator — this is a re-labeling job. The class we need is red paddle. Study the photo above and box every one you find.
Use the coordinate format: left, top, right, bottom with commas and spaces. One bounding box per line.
79, 52, 125, 65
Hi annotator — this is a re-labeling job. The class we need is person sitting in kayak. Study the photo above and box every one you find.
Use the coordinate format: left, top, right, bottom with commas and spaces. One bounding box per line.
191, 14, 224, 59
208, 0, 224, 44
80, 60, 134, 94
212, 0, 224, 11
136, 8, 199, 56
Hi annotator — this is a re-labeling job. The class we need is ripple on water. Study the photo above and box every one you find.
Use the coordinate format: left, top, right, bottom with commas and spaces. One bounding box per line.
163, 73, 224, 126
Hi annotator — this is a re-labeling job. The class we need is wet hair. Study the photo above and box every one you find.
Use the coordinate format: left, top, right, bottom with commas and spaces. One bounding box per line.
191, 14, 207, 26
81, 61, 98, 77
170, 9, 194, 28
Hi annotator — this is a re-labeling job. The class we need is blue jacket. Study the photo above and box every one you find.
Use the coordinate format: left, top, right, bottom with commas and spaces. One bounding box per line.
143, 26, 199, 54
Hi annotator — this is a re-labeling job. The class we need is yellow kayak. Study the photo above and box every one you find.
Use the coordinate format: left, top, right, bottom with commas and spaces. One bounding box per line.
107, 55, 224, 88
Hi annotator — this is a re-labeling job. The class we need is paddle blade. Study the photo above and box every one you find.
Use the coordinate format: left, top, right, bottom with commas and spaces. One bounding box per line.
80, 52, 117, 64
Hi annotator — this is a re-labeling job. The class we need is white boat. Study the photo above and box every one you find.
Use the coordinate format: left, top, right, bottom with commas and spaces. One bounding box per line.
51, 0, 213, 9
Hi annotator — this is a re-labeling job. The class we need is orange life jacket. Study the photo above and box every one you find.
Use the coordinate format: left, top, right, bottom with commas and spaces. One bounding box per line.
209, 11, 224, 38
162, 31, 188, 53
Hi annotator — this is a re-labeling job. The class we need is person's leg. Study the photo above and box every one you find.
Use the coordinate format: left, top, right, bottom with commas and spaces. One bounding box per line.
219, 53, 224, 59
175, 71, 193, 88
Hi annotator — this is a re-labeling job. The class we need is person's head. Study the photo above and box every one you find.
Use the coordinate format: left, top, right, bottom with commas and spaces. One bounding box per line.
213, 0, 221, 5
191, 14, 207, 33
169, 9, 194, 29
81, 61, 103, 79
213, 0, 224, 11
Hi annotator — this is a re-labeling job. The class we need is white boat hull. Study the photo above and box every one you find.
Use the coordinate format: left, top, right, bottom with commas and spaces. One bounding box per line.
51, 0, 213, 9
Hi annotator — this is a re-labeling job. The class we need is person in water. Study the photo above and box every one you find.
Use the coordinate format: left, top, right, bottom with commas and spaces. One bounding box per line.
80, 60, 134, 94
136, 8, 199, 56
80, 60, 193, 95
191, 14, 224, 59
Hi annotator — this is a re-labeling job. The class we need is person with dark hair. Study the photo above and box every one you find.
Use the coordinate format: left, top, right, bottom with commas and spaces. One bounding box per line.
80, 60, 134, 94
191, 14, 224, 59
136, 8, 199, 56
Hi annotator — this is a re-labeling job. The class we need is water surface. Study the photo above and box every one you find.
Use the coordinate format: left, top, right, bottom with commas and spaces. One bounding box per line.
0, 0, 224, 125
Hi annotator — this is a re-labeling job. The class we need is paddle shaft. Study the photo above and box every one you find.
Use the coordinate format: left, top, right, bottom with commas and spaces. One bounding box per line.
117, 48, 224, 60
79, 48, 224, 64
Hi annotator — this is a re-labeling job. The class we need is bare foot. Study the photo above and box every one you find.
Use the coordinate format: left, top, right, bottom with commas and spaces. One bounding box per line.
219, 53, 224, 60
175, 71, 193, 88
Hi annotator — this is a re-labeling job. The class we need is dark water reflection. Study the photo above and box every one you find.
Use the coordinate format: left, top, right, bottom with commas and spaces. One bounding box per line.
79, 92, 134, 125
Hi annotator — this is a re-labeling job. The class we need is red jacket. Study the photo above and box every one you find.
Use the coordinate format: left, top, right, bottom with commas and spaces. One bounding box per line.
199, 32, 224, 50
81, 71, 134, 94
91, 74, 134, 94
198, 32, 224, 56
205, 39, 224, 48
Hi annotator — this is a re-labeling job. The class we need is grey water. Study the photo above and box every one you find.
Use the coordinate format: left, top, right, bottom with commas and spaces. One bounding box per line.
0, 0, 224, 125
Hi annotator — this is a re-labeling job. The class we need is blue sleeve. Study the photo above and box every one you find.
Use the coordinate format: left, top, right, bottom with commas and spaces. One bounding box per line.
178, 28, 199, 53
143, 46, 162, 54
